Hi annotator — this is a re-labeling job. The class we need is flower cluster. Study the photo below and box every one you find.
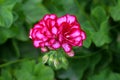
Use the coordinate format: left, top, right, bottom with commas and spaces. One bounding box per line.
29, 14, 86, 56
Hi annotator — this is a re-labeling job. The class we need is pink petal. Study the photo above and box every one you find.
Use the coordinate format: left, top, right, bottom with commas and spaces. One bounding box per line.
43, 37, 48, 41
52, 26, 58, 35
51, 21, 55, 26
39, 42, 45, 47
33, 41, 41, 48
81, 31, 86, 40
58, 34, 63, 42
57, 16, 66, 26
41, 47, 48, 52
52, 41, 60, 49
32, 29, 38, 39
43, 14, 49, 21
70, 30, 80, 37
45, 42, 49, 46
50, 14, 57, 19
78, 41, 83, 46
66, 50, 74, 57
48, 47, 54, 50
29, 29, 33, 39
62, 43, 71, 52
75, 36, 82, 42
39, 20, 46, 26
49, 39, 55, 44
66, 14, 76, 24
34, 24, 42, 28
36, 31, 45, 39
71, 25, 80, 29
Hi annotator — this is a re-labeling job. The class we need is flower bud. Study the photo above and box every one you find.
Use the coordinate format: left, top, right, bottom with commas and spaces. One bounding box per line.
42, 54, 49, 63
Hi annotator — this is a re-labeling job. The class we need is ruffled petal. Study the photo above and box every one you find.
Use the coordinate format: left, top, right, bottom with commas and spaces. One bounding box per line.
62, 43, 71, 52
70, 30, 80, 37
66, 50, 74, 57
41, 47, 48, 52
49, 14, 57, 19
33, 40, 41, 48
29, 29, 33, 39
66, 14, 76, 24
57, 16, 66, 26
81, 31, 86, 40
36, 31, 45, 39
43, 14, 49, 21
52, 26, 58, 35
52, 41, 60, 49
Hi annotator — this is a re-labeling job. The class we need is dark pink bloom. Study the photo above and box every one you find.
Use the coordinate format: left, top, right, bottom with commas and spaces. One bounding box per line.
29, 14, 60, 52
29, 14, 86, 56
57, 14, 86, 56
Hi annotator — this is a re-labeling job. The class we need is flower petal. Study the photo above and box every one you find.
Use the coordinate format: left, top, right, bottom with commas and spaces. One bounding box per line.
50, 14, 57, 19
78, 41, 83, 46
57, 16, 66, 26
66, 14, 76, 24
52, 41, 60, 49
34, 24, 42, 28
75, 36, 82, 42
41, 47, 48, 52
33, 40, 41, 48
62, 43, 71, 52
81, 31, 86, 40
43, 14, 49, 21
29, 29, 33, 39
52, 26, 58, 35
36, 31, 45, 39
70, 30, 80, 37
66, 50, 74, 57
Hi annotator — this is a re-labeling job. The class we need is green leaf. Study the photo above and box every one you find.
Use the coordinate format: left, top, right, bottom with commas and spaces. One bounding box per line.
0, 27, 16, 44
18, 41, 39, 59
14, 60, 36, 80
1, 68, 12, 80
110, 1, 120, 21
34, 62, 54, 80
82, 21, 94, 48
0, 0, 17, 28
15, 26, 29, 41
88, 68, 120, 80
43, 0, 79, 16
22, 0, 49, 23
14, 60, 54, 80
89, 54, 101, 74
58, 58, 89, 80
91, 6, 107, 24
0, 0, 17, 7
0, 7, 13, 28
92, 20, 111, 47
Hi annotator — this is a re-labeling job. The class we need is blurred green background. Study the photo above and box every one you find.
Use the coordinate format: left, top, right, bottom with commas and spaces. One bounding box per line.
0, 0, 120, 80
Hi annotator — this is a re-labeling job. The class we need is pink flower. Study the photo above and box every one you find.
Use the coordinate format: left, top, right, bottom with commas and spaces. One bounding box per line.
29, 14, 86, 57
29, 14, 61, 52
57, 14, 86, 56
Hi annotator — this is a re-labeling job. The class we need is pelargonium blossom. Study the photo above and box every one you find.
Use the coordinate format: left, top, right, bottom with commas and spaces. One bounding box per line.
29, 14, 60, 52
29, 14, 86, 56
57, 14, 86, 56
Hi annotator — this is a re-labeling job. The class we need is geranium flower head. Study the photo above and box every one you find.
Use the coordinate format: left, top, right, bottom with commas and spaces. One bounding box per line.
29, 14, 60, 52
29, 14, 86, 57
57, 14, 86, 56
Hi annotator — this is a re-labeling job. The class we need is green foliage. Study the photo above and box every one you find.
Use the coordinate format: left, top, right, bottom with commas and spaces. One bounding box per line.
0, 60, 54, 80
0, 0, 120, 80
